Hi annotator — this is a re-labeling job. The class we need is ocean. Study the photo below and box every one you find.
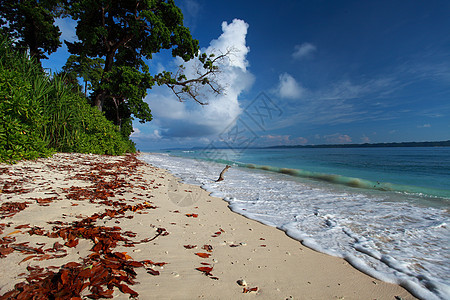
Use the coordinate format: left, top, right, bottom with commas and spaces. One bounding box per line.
139, 147, 450, 300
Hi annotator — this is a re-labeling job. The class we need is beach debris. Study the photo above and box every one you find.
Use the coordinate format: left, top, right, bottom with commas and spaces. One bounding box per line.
216, 165, 231, 182
212, 228, 225, 237
243, 287, 258, 293
0, 201, 30, 219
195, 252, 211, 258
32, 196, 58, 206
196, 266, 214, 276
147, 268, 160, 275
237, 279, 247, 286
184, 244, 197, 249
202, 244, 213, 252
186, 213, 198, 218
6, 229, 21, 236
0, 154, 173, 299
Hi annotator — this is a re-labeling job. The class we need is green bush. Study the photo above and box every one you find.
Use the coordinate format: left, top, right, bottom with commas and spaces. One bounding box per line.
0, 36, 134, 163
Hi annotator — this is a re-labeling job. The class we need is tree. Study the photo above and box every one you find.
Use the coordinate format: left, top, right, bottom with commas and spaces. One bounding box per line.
65, 0, 224, 136
62, 55, 104, 96
0, 0, 62, 62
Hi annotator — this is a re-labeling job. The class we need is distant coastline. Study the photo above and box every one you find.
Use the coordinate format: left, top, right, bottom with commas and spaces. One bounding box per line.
265, 140, 450, 149
162, 140, 450, 151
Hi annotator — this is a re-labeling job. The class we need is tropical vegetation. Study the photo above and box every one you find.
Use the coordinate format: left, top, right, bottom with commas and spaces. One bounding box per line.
0, 0, 222, 163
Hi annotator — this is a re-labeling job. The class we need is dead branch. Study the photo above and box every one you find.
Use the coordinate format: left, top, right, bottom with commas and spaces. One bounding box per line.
216, 165, 231, 182
160, 48, 235, 105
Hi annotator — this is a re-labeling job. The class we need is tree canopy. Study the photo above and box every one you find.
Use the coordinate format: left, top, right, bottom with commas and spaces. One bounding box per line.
0, 0, 62, 62
1, 0, 224, 141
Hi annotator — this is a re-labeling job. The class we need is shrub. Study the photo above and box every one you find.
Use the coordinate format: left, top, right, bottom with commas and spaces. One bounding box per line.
0, 36, 134, 163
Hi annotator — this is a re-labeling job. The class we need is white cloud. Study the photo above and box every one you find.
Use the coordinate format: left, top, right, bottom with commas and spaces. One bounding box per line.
361, 135, 370, 143
292, 43, 316, 60
153, 129, 162, 139
147, 19, 254, 138
323, 133, 352, 144
130, 127, 162, 140
130, 127, 141, 137
54, 17, 78, 42
277, 73, 304, 99
417, 124, 431, 128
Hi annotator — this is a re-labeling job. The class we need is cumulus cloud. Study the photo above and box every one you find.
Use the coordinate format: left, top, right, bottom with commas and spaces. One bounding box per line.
361, 135, 370, 143
277, 73, 304, 99
323, 133, 352, 144
147, 19, 254, 138
130, 127, 141, 137
292, 43, 316, 60
55, 18, 78, 42
130, 127, 162, 140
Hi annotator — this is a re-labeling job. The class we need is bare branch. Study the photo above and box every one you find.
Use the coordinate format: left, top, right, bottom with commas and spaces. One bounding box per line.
157, 48, 237, 105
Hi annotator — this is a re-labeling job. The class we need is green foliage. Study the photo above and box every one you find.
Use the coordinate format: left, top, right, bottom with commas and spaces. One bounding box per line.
0, 38, 52, 162
65, 0, 199, 131
0, 36, 134, 163
70, 99, 135, 155
1, 0, 221, 152
0, 0, 62, 61
62, 55, 104, 95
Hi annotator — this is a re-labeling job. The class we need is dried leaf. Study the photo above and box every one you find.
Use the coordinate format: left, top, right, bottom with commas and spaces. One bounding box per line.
243, 287, 259, 293
0, 246, 14, 256
146, 268, 160, 276
14, 224, 30, 229
196, 266, 213, 276
64, 262, 81, 268
19, 255, 38, 264
195, 252, 211, 258
60, 269, 69, 285
202, 245, 213, 252
183, 245, 197, 249
64, 239, 79, 248
7, 230, 21, 236
118, 284, 138, 297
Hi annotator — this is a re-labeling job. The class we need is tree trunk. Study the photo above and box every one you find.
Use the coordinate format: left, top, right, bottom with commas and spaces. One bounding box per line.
94, 52, 115, 111
94, 90, 107, 111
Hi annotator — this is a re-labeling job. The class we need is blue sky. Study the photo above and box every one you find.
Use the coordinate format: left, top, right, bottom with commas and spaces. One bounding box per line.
42, 0, 450, 150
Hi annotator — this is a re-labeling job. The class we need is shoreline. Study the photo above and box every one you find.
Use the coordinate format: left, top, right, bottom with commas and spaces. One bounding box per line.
0, 153, 415, 299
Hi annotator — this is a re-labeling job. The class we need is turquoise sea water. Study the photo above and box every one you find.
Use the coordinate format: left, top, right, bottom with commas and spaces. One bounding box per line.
141, 147, 450, 299
170, 147, 450, 203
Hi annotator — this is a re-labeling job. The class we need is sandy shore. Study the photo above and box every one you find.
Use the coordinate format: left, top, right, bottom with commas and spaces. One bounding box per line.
0, 153, 415, 299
